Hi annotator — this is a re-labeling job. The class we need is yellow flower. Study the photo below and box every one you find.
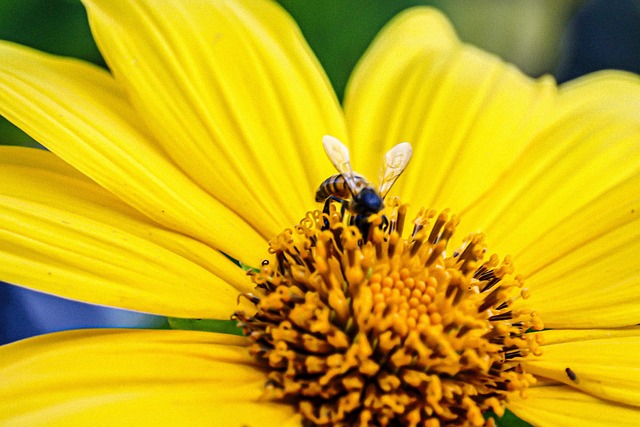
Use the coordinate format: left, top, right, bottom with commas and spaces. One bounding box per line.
1, 0, 640, 425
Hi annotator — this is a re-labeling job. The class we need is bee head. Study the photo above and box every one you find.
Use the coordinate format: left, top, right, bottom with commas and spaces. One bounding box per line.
352, 187, 384, 215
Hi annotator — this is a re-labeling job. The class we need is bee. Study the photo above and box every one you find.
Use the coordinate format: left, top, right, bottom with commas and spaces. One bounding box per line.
316, 135, 413, 235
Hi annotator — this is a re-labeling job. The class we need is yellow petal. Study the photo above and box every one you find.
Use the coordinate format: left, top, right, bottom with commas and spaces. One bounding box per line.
344, 7, 556, 211
83, 0, 347, 232
558, 70, 640, 116
523, 329, 640, 407
0, 146, 253, 318
0, 41, 269, 264
467, 71, 640, 257
508, 384, 640, 427
346, 8, 640, 331
511, 170, 640, 328
0, 329, 300, 426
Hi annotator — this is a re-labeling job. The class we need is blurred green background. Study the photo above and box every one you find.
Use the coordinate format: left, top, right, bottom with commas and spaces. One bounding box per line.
0, 0, 587, 147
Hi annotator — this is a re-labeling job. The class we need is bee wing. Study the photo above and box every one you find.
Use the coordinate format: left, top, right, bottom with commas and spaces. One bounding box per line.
322, 135, 359, 195
378, 142, 413, 199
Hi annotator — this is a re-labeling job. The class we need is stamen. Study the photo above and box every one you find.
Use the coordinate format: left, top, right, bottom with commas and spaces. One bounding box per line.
234, 204, 542, 426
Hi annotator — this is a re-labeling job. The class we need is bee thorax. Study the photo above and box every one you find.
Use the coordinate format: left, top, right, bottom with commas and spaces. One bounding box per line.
351, 187, 383, 214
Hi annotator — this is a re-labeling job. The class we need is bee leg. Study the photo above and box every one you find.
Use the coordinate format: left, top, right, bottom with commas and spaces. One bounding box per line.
381, 215, 389, 232
354, 215, 371, 241
321, 199, 331, 229
322, 196, 348, 230
355, 214, 388, 241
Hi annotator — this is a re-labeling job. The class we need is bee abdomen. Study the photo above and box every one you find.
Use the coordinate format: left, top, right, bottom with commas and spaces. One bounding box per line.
315, 174, 350, 202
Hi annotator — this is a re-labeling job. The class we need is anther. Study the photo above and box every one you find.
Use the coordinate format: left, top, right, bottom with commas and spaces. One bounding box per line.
237, 293, 261, 305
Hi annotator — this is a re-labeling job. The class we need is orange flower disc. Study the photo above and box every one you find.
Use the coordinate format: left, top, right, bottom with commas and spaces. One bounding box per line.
235, 203, 544, 426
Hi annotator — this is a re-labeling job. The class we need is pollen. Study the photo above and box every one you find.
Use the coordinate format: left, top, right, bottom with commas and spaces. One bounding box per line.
234, 203, 543, 427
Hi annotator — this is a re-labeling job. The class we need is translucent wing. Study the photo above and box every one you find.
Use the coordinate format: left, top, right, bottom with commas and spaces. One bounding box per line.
322, 135, 359, 195
378, 142, 413, 199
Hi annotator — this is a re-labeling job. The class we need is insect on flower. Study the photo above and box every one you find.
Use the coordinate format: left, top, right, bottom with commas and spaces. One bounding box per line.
566, 367, 578, 382
315, 135, 412, 236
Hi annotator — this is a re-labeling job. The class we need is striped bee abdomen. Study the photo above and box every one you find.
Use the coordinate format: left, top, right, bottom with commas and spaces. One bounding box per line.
315, 174, 367, 202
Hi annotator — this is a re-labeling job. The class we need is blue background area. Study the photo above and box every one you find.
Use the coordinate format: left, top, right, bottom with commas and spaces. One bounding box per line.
556, 0, 640, 82
0, 283, 165, 344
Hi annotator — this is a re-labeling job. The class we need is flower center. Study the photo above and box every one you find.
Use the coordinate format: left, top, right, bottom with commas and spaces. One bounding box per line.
234, 202, 543, 426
